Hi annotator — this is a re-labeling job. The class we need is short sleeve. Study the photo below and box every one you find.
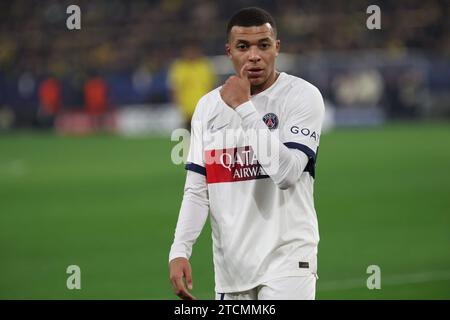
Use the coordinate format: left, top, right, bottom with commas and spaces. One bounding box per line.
282, 85, 325, 178
185, 97, 206, 176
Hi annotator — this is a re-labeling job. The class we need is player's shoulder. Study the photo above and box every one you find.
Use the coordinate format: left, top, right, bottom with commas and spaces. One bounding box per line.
192, 86, 224, 120
281, 73, 324, 114
283, 72, 323, 98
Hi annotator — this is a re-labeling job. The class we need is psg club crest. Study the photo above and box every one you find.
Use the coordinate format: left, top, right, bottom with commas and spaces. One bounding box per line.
262, 113, 279, 130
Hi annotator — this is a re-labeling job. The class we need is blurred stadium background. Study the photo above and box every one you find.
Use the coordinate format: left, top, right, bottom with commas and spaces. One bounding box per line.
0, 0, 449, 299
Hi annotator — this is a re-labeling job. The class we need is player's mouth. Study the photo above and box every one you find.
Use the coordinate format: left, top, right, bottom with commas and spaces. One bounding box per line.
247, 68, 264, 78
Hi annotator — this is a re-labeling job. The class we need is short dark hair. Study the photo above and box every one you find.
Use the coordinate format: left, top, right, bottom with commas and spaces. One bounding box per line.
226, 7, 277, 39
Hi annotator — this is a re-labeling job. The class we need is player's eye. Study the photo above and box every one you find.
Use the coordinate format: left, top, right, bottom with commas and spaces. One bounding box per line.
260, 43, 271, 49
236, 43, 248, 50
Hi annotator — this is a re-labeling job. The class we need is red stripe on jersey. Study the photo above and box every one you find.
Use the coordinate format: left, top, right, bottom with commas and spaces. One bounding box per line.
204, 146, 269, 184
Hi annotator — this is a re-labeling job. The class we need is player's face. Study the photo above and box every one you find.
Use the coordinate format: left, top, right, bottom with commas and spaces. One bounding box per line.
226, 23, 280, 92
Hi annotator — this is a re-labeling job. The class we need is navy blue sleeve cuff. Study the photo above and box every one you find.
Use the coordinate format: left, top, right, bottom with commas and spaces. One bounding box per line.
185, 162, 206, 176
284, 142, 318, 178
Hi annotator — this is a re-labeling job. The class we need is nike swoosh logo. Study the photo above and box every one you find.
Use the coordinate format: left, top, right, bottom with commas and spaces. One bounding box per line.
210, 123, 228, 133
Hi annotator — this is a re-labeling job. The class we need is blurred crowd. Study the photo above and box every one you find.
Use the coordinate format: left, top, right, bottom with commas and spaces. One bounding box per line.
0, 0, 449, 129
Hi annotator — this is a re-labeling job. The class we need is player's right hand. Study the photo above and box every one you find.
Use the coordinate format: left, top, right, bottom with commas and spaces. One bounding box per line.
169, 257, 196, 300
220, 64, 251, 109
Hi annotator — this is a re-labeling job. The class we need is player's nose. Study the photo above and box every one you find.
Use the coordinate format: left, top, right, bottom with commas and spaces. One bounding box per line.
248, 46, 261, 63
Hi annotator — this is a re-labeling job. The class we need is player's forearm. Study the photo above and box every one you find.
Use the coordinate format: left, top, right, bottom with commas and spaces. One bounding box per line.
235, 101, 308, 190
169, 198, 208, 261
169, 171, 209, 262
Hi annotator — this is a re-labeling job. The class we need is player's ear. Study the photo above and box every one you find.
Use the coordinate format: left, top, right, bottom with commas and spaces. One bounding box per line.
225, 43, 232, 58
275, 40, 281, 57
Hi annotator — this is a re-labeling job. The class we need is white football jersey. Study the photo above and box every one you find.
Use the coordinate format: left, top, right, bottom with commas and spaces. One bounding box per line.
185, 72, 325, 293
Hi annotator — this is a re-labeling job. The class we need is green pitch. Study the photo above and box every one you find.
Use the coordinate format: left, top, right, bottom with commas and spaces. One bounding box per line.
0, 123, 449, 299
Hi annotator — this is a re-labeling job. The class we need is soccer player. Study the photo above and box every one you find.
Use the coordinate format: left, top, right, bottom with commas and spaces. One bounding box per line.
169, 7, 325, 300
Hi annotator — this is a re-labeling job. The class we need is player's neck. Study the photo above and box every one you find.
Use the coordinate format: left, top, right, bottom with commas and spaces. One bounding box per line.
250, 71, 280, 96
